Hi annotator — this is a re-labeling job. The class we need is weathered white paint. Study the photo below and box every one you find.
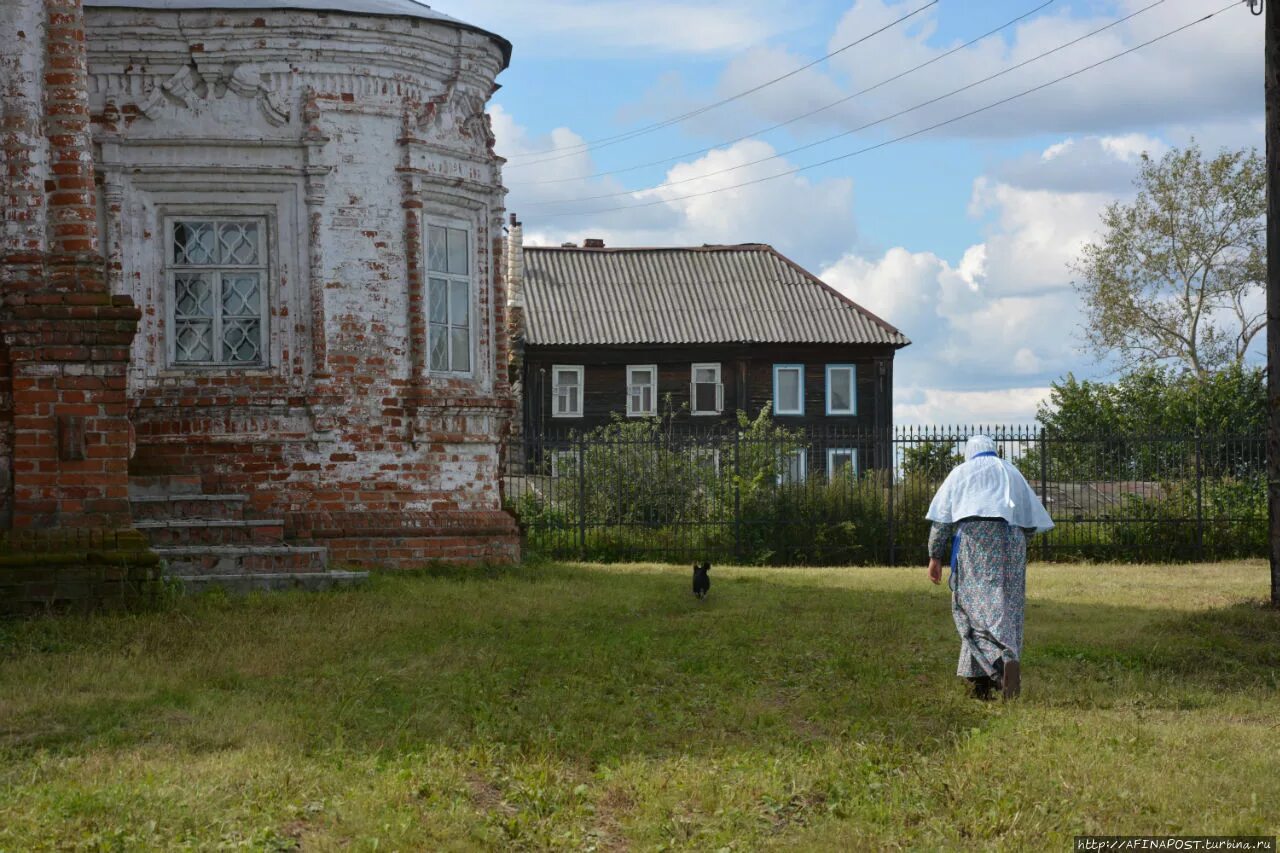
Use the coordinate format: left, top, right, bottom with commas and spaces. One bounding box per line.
83, 4, 517, 549
0, 0, 49, 261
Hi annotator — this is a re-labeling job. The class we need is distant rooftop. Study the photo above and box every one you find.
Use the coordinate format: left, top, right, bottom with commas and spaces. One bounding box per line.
83, 0, 511, 67
521, 243, 910, 348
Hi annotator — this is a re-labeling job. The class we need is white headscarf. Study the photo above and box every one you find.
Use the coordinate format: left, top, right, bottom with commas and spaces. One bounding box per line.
925, 435, 1054, 532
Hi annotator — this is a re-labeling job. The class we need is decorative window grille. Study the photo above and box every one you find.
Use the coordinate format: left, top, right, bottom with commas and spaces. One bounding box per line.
627, 365, 657, 416
552, 365, 584, 418
427, 224, 472, 373
690, 363, 724, 415
167, 218, 268, 367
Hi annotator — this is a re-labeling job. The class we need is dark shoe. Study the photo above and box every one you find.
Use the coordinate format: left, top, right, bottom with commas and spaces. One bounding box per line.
1001, 660, 1021, 700
968, 676, 996, 701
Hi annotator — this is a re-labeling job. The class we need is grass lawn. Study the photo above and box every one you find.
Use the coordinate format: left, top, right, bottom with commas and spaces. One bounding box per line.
0, 560, 1277, 851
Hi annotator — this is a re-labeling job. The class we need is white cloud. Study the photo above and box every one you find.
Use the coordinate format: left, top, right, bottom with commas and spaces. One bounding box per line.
664, 0, 1260, 144
820, 132, 1147, 423
995, 133, 1167, 194
824, 0, 1259, 138
435, 0, 819, 57
496, 107, 859, 262
894, 386, 1052, 426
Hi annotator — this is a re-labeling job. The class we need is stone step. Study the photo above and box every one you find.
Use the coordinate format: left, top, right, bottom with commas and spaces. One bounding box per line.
173, 571, 369, 596
135, 519, 285, 547
154, 545, 328, 576
129, 474, 203, 498
130, 494, 250, 522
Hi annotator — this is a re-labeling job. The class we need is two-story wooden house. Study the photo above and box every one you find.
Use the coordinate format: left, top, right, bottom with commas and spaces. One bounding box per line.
506, 230, 910, 476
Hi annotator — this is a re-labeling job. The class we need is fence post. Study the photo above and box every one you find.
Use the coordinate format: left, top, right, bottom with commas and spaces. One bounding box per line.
733, 428, 742, 562
1039, 427, 1049, 562
886, 427, 896, 567
1195, 432, 1205, 561
577, 431, 586, 560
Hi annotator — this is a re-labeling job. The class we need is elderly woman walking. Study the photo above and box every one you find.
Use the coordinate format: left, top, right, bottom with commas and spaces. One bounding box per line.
926, 435, 1053, 700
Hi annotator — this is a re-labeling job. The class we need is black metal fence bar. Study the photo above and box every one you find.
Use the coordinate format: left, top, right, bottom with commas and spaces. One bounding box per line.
501, 424, 1266, 566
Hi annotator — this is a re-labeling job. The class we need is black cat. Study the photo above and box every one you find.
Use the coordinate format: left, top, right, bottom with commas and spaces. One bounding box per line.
692, 561, 711, 600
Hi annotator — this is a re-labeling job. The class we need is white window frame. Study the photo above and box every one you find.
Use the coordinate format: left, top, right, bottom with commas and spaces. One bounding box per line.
689, 445, 722, 474
550, 448, 580, 479
825, 364, 857, 416
626, 364, 658, 417
827, 448, 858, 479
690, 362, 724, 416
425, 219, 474, 375
773, 364, 804, 416
165, 215, 270, 368
551, 364, 584, 418
778, 448, 807, 485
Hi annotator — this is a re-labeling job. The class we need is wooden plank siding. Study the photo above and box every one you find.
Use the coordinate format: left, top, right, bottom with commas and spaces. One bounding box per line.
521, 343, 897, 442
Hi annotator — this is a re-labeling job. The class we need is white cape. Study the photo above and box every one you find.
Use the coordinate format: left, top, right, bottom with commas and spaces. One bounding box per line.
925, 435, 1054, 533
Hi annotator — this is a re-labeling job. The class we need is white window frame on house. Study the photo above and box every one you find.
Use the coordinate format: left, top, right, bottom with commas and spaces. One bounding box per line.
626, 364, 658, 417
550, 448, 580, 479
777, 448, 807, 485
426, 220, 474, 375
773, 364, 804, 416
690, 362, 724, 416
827, 448, 858, 479
689, 445, 722, 474
826, 364, 857, 416
551, 364, 584, 418
165, 216, 270, 368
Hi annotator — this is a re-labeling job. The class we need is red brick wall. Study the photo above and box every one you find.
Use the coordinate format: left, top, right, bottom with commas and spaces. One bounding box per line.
0, 0, 141, 540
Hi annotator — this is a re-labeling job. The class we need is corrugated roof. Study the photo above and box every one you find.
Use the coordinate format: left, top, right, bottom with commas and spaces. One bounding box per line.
83, 0, 512, 68
521, 244, 910, 348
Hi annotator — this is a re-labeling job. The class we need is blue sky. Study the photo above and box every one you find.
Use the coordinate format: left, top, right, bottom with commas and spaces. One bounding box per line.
437, 0, 1264, 423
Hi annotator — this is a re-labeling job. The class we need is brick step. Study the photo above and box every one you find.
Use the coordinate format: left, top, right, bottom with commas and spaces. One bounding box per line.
129, 475, 203, 498
153, 545, 329, 576
174, 571, 369, 595
130, 494, 250, 522
135, 519, 285, 547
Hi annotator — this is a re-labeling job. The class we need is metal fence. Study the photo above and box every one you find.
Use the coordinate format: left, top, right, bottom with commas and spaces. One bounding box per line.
501, 424, 1267, 566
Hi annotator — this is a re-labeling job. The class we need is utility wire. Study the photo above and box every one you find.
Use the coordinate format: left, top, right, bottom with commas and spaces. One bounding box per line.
504, 0, 938, 164
527, 0, 1168, 207
537, 1, 1238, 220
511, 0, 1058, 186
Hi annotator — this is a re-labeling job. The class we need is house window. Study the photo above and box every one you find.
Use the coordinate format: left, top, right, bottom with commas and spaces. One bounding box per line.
551, 449, 580, 479
427, 223, 471, 373
627, 364, 657, 417
778, 449, 806, 485
826, 364, 857, 415
691, 363, 723, 415
167, 217, 268, 367
773, 364, 804, 416
552, 365, 583, 418
827, 448, 858, 479
689, 446, 722, 474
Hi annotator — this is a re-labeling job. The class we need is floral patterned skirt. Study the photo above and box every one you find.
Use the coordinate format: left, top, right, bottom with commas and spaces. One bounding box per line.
929, 519, 1027, 679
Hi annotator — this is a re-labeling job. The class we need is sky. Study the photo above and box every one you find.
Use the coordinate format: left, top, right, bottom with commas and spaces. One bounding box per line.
435, 0, 1265, 424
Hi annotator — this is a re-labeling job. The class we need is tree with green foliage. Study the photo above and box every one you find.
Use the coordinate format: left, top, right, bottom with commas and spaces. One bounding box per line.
1018, 364, 1265, 481
901, 440, 963, 481
1072, 144, 1264, 378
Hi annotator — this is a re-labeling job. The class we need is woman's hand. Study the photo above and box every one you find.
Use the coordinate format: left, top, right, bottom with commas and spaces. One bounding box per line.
928, 557, 942, 585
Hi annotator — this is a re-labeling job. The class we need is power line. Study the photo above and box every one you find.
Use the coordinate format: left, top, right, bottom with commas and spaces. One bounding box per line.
537, 1, 1239, 220
526, 0, 1169, 208
503, 0, 938, 165
511, 0, 1058, 187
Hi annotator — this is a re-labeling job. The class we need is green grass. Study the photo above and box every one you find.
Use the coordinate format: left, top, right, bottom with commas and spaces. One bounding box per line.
0, 560, 1277, 851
